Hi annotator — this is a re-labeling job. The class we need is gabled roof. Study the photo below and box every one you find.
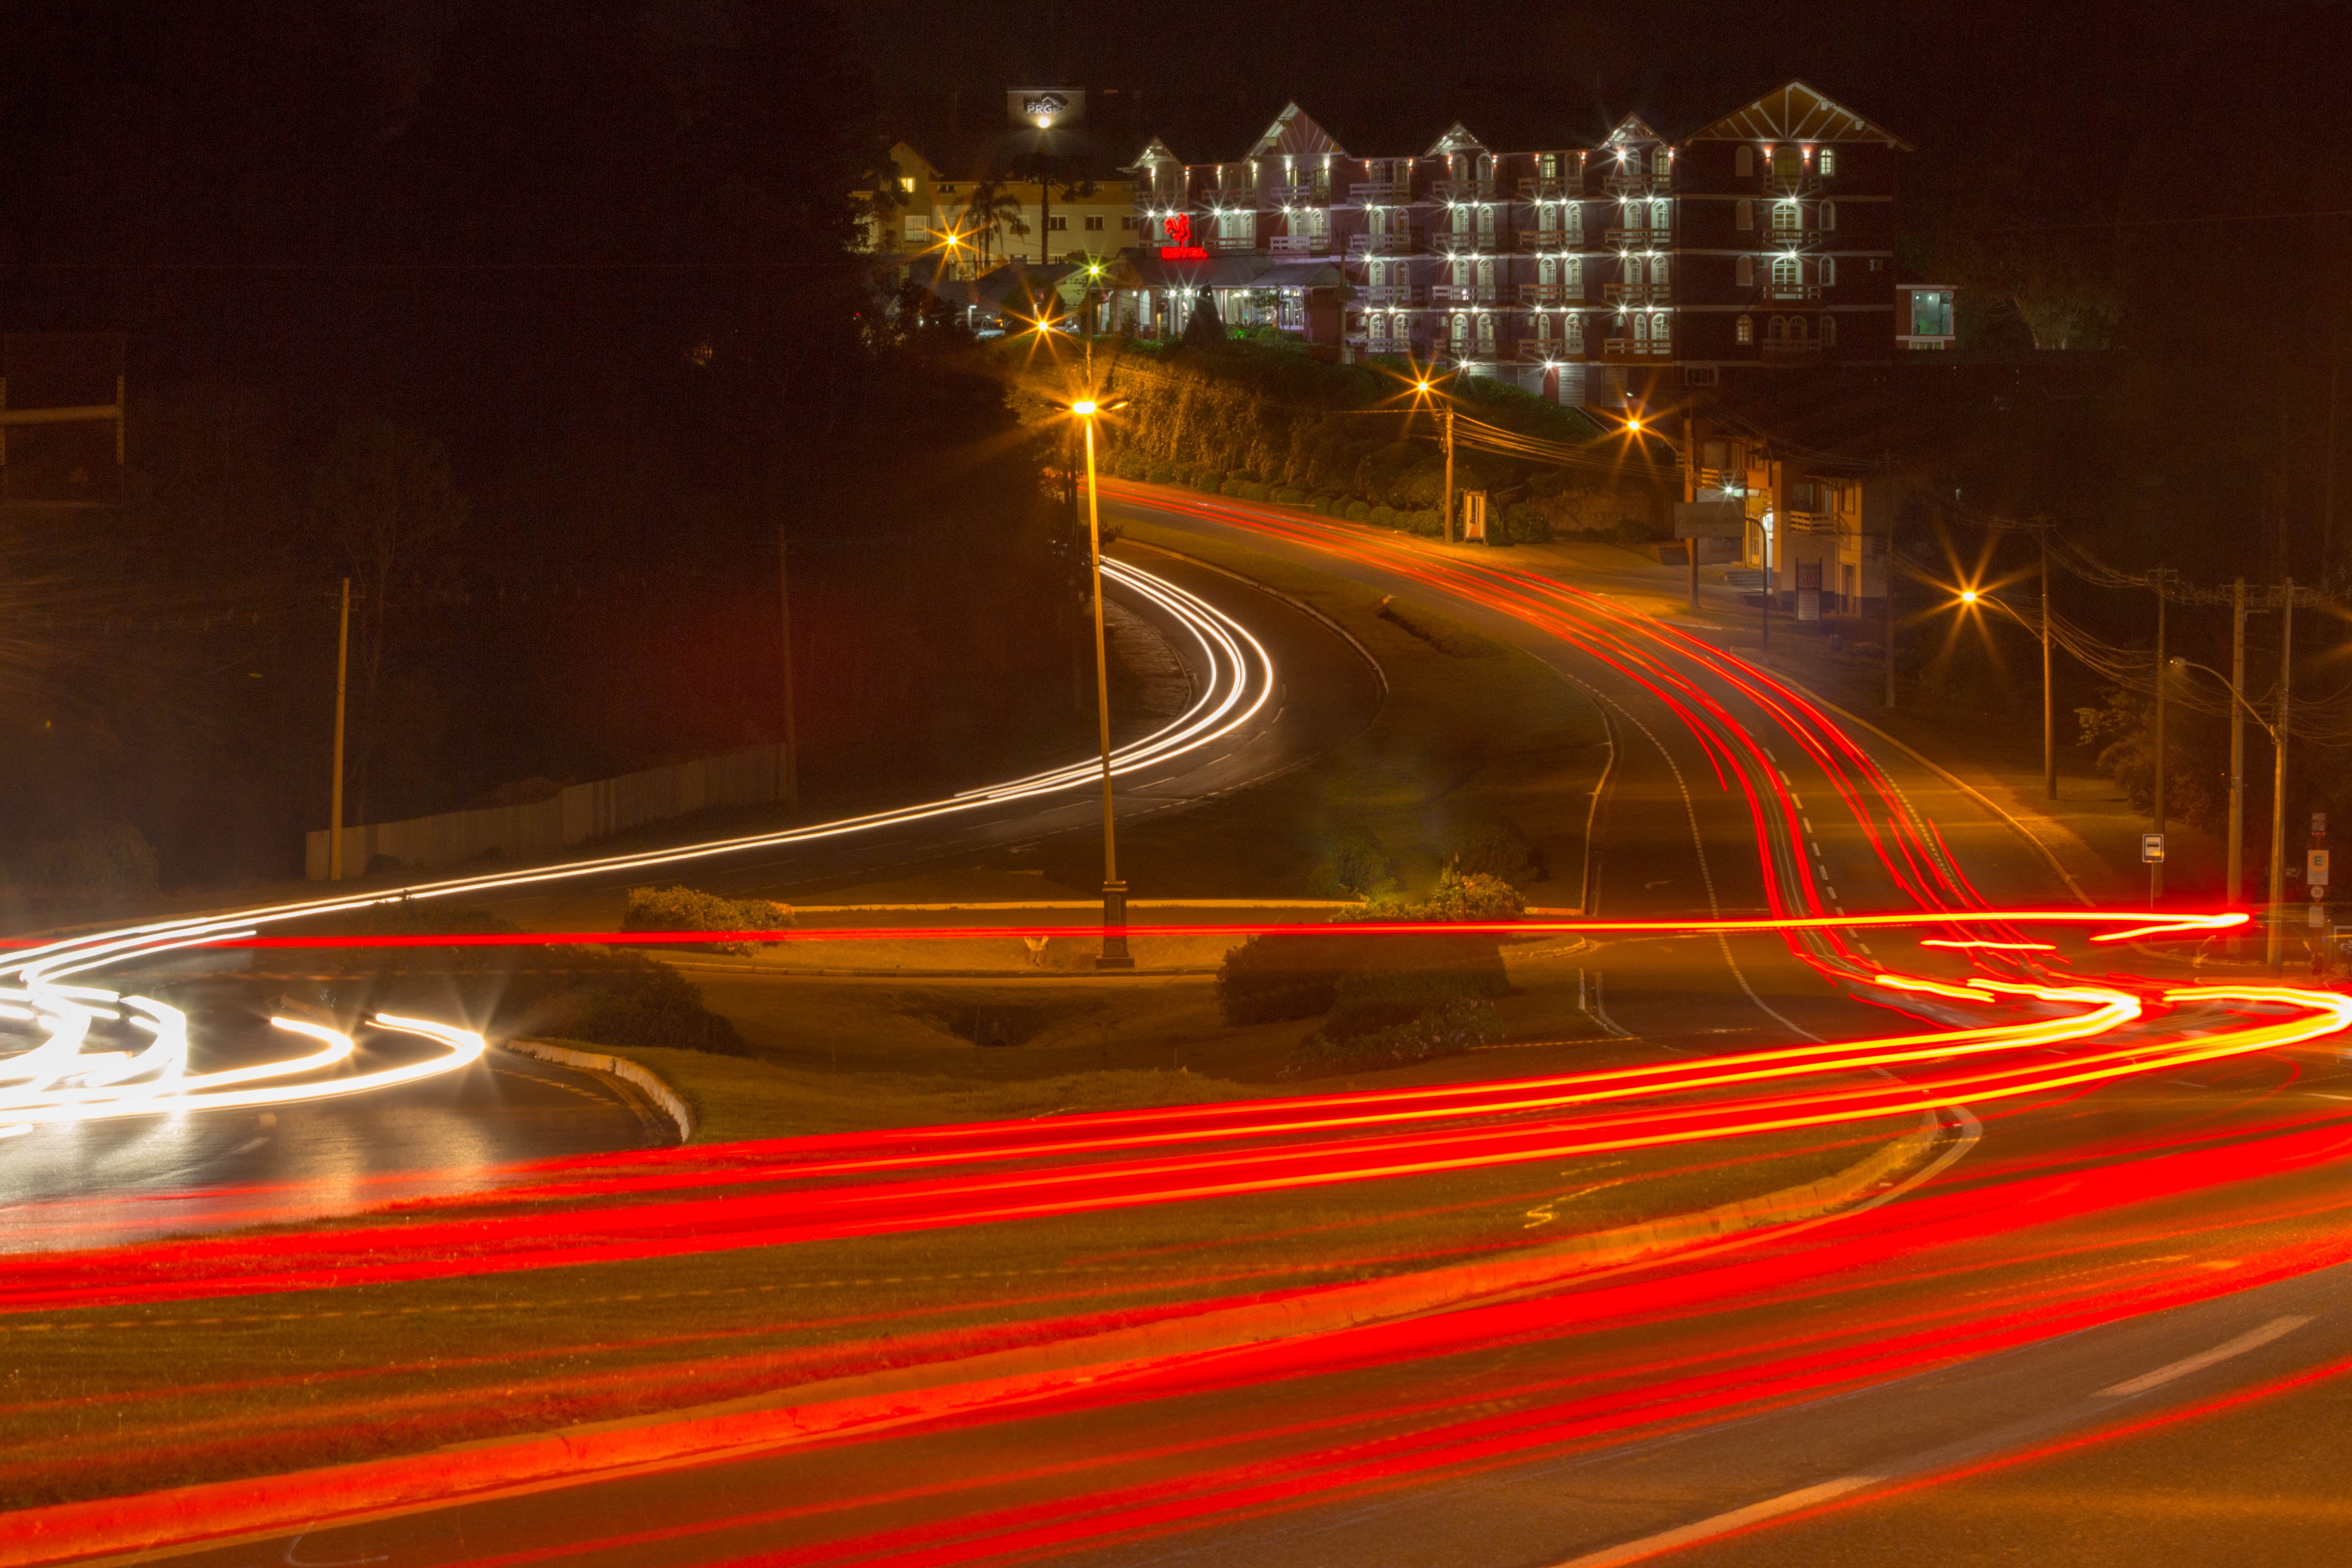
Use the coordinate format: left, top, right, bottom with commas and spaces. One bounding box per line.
1602, 114, 1664, 147
1684, 81, 1912, 149
1122, 136, 1182, 175
1245, 102, 1348, 160
1424, 122, 1488, 157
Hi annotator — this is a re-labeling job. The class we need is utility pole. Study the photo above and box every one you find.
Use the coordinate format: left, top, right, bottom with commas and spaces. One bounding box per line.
2268, 579, 2295, 975
1078, 406, 1134, 970
1883, 458, 1898, 710
330, 578, 351, 882
776, 531, 800, 811
1441, 407, 1456, 544
2229, 578, 2246, 924
2040, 524, 2056, 800
2150, 569, 2166, 904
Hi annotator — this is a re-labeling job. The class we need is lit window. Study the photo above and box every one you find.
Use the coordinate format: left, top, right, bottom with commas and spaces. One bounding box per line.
1736, 314, 1753, 344
1653, 148, 1671, 178
1819, 149, 1838, 177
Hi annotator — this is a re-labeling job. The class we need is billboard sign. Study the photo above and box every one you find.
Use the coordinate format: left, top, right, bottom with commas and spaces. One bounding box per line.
2, 333, 124, 507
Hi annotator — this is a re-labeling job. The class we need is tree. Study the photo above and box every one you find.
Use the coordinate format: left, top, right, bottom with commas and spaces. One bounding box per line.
309, 420, 467, 823
959, 179, 1028, 271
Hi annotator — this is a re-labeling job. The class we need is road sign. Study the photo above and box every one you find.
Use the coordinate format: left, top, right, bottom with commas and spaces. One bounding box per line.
2140, 833, 2165, 864
2310, 849, 2330, 887
2315, 812, 2329, 836
1672, 499, 1745, 539
2312, 904, 2329, 929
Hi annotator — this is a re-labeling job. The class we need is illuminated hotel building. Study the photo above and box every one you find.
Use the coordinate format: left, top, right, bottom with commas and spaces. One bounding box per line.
1112, 82, 1910, 408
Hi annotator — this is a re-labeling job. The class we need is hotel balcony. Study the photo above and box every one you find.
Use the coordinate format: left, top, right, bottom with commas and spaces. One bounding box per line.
1516, 338, 1582, 362
1267, 235, 1333, 257
1754, 281, 1822, 302
1762, 170, 1822, 197
1760, 337, 1824, 362
1519, 282, 1582, 305
1602, 337, 1674, 358
1519, 176, 1581, 200
1207, 237, 1260, 255
1603, 228, 1672, 248
1430, 178, 1498, 202
1348, 232, 1422, 256
1268, 183, 1330, 205
1429, 284, 1505, 305
1349, 181, 1412, 205
1605, 282, 1670, 305
1602, 170, 1661, 197
1429, 231, 1500, 256
1360, 284, 1424, 306
1516, 228, 1581, 251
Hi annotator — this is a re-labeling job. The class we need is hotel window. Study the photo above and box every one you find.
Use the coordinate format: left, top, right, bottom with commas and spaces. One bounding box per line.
1819, 149, 1838, 177
1736, 145, 1754, 177
1736, 255, 1754, 286
1478, 314, 1496, 348
1370, 314, 1388, 343
1632, 315, 1649, 348
1565, 313, 1584, 350
1046, 216, 1067, 232
1736, 314, 1754, 344
1084, 215, 1104, 231
1821, 315, 1838, 347
1736, 200, 1754, 230
1566, 203, 1584, 241
1820, 201, 1837, 231
1650, 314, 1670, 350
1772, 254, 1800, 288
1771, 147, 1803, 182
1120, 216, 1137, 229
1819, 255, 1836, 287
1650, 198, 1670, 231
1477, 205, 1495, 238
1771, 201, 1798, 234
1651, 255, 1670, 290
1539, 152, 1559, 179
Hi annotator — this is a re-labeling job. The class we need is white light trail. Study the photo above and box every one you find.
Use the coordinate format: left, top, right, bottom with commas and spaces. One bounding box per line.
0, 563, 1277, 1144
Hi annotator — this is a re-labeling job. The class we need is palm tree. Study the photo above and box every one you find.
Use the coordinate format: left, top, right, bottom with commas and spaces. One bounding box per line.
959, 179, 1028, 271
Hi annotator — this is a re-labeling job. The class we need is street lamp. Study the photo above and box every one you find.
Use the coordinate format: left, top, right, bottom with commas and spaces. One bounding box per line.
1063, 394, 1136, 970
2172, 654, 2292, 974
1949, 583, 2055, 813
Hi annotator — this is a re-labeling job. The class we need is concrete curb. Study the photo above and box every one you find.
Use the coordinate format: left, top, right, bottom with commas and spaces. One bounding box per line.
502, 1038, 696, 1143
0, 1112, 1943, 1565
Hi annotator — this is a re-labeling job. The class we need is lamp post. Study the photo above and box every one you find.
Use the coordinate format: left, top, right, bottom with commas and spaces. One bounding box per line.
1069, 396, 1135, 970
1952, 585, 2055, 805
2173, 652, 2289, 973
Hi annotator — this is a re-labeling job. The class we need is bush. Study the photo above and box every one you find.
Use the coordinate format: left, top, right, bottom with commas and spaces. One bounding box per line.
548, 956, 750, 1056
1345, 500, 1372, 521
1275, 486, 1306, 506
1403, 508, 1442, 536
23, 823, 160, 898
1326, 967, 1500, 1040
1442, 813, 1545, 887
1311, 824, 1398, 898
1502, 501, 1552, 544
1281, 997, 1501, 1080
1214, 932, 1358, 1025
1146, 464, 1176, 484
1614, 514, 1653, 544
1368, 503, 1399, 528
1240, 481, 1270, 503
622, 884, 795, 956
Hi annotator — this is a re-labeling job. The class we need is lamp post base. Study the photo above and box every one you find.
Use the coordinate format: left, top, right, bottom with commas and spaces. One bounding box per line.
1095, 879, 1136, 971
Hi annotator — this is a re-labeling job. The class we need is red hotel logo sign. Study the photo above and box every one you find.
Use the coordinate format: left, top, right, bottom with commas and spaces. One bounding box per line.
1159, 214, 1207, 260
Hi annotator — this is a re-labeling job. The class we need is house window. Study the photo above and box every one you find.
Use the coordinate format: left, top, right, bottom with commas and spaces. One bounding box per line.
1046, 216, 1067, 231
1653, 148, 1671, 178
1478, 314, 1496, 348
1772, 254, 1800, 288
1769, 315, 1789, 342
1736, 145, 1754, 177
1567, 203, 1584, 241
1632, 314, 1649, 348
937, 183, 958, 196
1736, 314, 1754, 344
1820, 255, 1836, 287
1084, 215, 1104, 231
1819, 149, 1838, 177
1477, 205, 1496, 237
1771, 147, 1803, 182
1539, 152, 1559, 179
1566, 254, 1583, 296
1120, 216, 1137, 229
1821, 201, 1837, 231
1451, 313, 1470, 350
1566, 313, 1585, 350
1736, 200, 1754, 230
1650, 198, 1670, 231
1651, 254, 1670, 290
1370, 314, 1388, 343
1650, 313, 1670, 351
1736, 255, 1754, 286
1772, 201, 1799, 234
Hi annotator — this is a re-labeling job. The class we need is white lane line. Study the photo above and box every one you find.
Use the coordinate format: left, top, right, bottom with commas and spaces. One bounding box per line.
2096, 1315, 2313, 1397
1549, 1477, 1878, 1567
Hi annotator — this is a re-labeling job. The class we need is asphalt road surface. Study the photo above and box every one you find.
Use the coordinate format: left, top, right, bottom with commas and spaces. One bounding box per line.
44, 495, 2352, 1567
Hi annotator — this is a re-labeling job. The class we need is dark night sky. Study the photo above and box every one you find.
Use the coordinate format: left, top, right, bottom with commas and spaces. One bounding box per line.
843, 0, 2275, 171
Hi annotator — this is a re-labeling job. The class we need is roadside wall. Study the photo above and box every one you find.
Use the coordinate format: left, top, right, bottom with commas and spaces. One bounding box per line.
304, 743, 787, 880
